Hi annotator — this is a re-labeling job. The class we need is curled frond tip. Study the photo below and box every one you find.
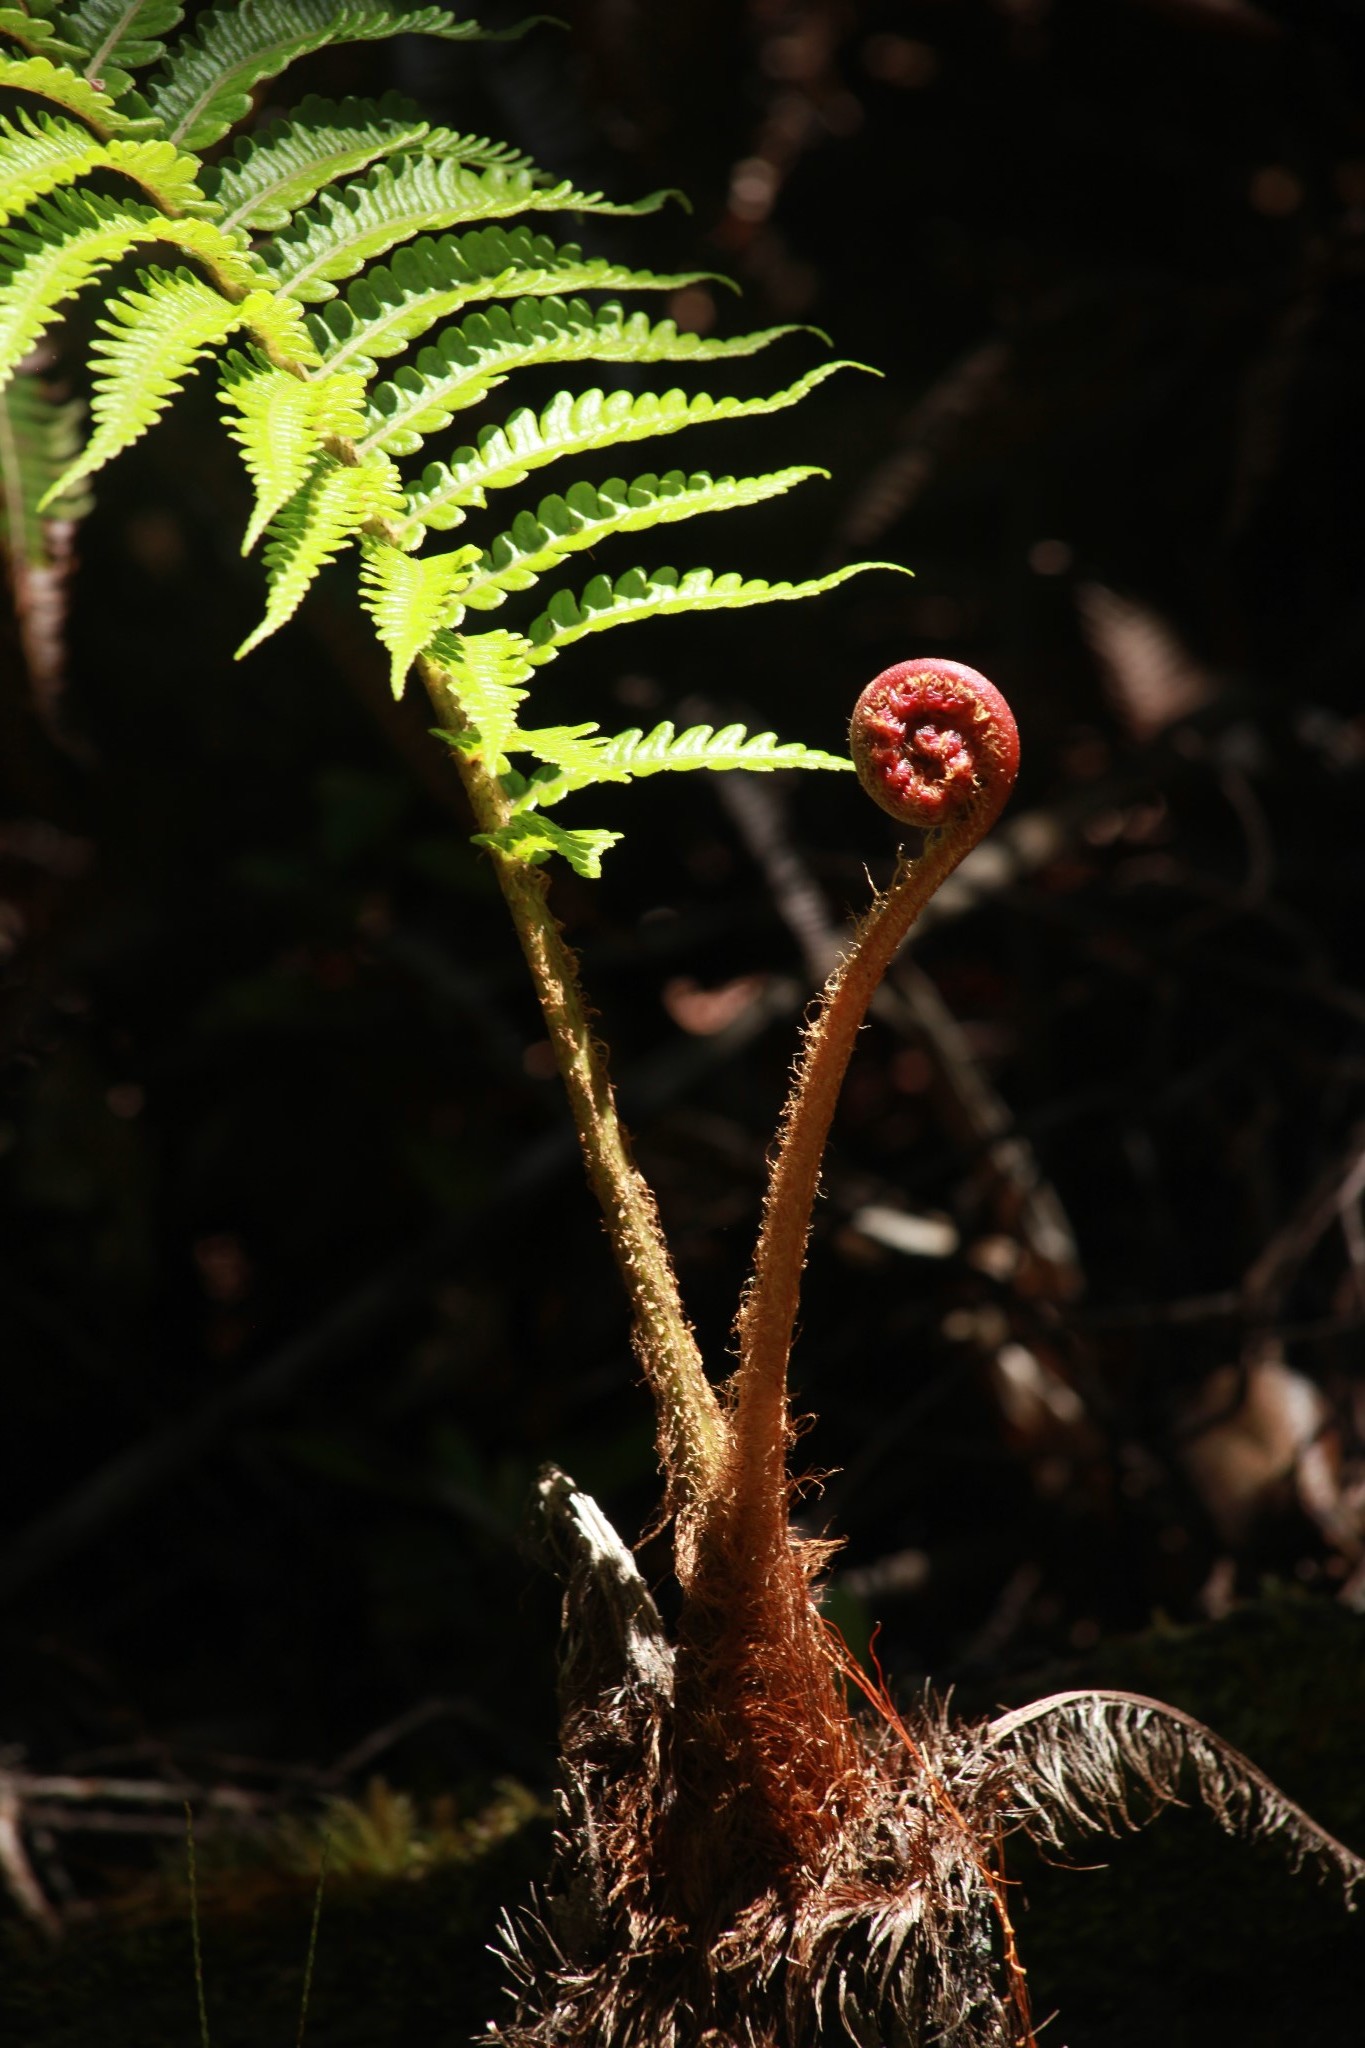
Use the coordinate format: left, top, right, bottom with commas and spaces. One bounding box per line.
850, 655, 1019, 833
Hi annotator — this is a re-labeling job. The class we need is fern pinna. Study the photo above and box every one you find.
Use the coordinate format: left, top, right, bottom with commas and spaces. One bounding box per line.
0, 0, 898, 872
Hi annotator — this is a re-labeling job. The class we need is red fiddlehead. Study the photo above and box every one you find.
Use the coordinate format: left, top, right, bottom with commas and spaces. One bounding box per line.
675, 661, 1018, 1880
850, 656, 1020, 835
733, 658, 1018, 1483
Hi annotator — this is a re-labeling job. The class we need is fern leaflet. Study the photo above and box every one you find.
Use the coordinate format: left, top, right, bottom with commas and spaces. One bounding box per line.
472, 813, 623, 880
460, 466, 825, 612
506, 718, 855, 814
0, 109, 105, 227
263, 157, 678, 306
400, 361, 862, 534
63, 1, 186, 99
311, 225, 720, 380
427, 625, 533, 760
0, 191, 259, 390
0, 50, 128, 133
526, 561, 910, 664
0, 8, 85, 65
205, 94, 430, 234
239, 448, 403, 653
219, 352, 368, 552
47, 264, 245, 498
360, 298, 805, 459
358, 537, 482, 697
147, 0, 542, 153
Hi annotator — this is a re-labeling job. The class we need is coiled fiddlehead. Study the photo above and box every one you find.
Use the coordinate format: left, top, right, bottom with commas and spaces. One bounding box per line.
674, 660, 1019, 1883
851, 655, 1020, 832
732, 655, 1019, 1504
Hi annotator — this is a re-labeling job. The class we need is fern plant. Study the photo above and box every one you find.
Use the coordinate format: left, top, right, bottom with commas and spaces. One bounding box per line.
0, 0, 885, 874
1, 8, 1360, 2047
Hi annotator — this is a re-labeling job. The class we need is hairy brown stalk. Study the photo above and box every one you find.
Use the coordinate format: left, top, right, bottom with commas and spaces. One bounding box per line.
418, 655, 729, 1529
669, 661, 1021, 1886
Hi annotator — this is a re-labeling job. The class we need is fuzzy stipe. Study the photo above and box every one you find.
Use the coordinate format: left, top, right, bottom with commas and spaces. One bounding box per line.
659, 661, 1021, 1905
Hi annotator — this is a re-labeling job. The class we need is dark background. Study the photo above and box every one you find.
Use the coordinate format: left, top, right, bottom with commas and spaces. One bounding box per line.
3, 1, 1365, 2040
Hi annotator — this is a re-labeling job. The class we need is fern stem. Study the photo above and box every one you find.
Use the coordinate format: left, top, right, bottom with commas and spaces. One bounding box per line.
729, 660, 1019, 1533
418, 655, 729, 1516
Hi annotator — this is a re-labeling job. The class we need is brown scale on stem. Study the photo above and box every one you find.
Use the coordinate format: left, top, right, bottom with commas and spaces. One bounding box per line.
669, 660, 1020, 1902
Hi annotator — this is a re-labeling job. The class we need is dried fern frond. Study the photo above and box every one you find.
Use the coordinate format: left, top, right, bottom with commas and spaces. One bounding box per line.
987, 1686, 1364, 1899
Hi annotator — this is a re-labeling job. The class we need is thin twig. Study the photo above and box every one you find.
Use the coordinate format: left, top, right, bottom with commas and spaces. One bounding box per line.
0, 1781, 61, 1936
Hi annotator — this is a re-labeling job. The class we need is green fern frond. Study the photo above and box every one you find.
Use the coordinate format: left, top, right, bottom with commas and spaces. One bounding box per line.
0, 109, 106, 228
401, 361, 863, 534
471, 812, 622, 880
460, 466, 825, 611
508, 718, 854, 813
219, 352, 367, 551
312, 225, 720, 380
0, 8, 85, 65
238, 447, 403, 654
61, 0, 186, 99
0, 112, 209, 228
235, 283, 320, 369
0, 190, 259, 389
427, 625, 533, 759
360, 297, 806, 459
358, 535, 481, 697
263, 157, 678, 306
0, 357, 89, 564
147, 0, 544, 154
101, 134, 214, 211
0, 49, 127, 134
205, 93, 431, 234
526, 559, 910, 664
405, 121, 536, 175
45, 264, 244, 499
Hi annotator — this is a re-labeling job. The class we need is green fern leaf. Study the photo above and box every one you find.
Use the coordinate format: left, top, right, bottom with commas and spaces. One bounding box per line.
0, 112, 209, 227
238, 448, 403, 654
471, 812, 622, 880
358, 535, 482, 697
0, 357, 89, 564
263, 157, 678, 306
101, 135, 214, 211
400, 361, 862, 534
0, 49, 128, 133
0, 8, 86, 65
0, 191, 258, 389
360, 297, 806, 460
404, 121, 536, 175
235, 285, 320, 369
0, 108, 106, 227
508, 718, 853, 811
44, 264, 244, 499
594, 720, 853, 778
219, 352, 367, 552
525, 560, 910, 663
427, 625, 532, 759
312, 224, 720, 379
61, 0, 186, 99
205, 93, 431, 234
460, 466, 824, 612
147, 0, 544, 153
